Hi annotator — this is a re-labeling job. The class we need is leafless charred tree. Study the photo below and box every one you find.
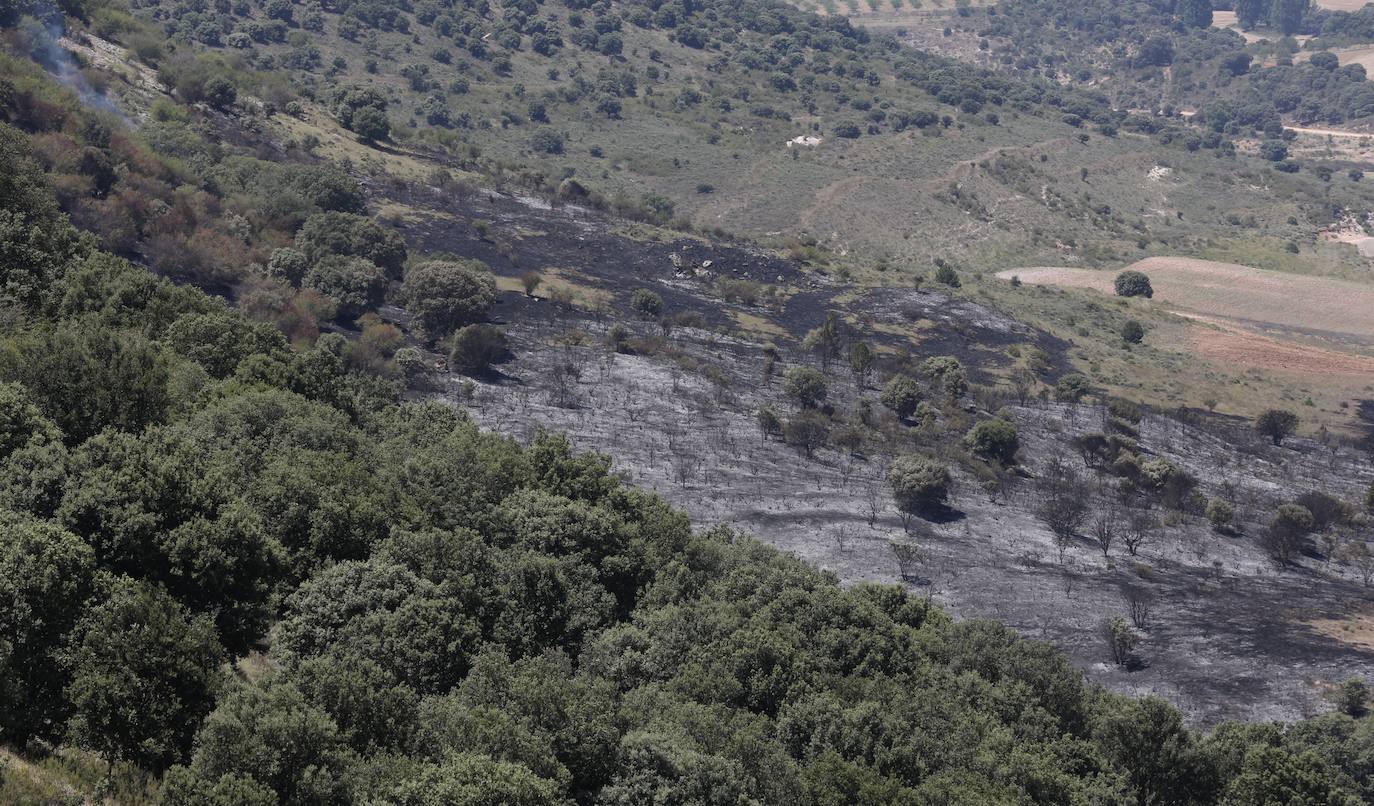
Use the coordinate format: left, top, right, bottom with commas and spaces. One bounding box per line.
864, 479, 884, 527
1121, 585, 1154, 631
1092, 503, 1120, 558
1123, 512, 1157, 557
833, 524, 852, 553
889, 539, 923, 582
1011, 367, 1036, 407
1034, 456, 1091, 563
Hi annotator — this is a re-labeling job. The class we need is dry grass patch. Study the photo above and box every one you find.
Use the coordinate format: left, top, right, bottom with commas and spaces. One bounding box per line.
496, 267, 614, 310
1307, 610, 1374, 652
272, 105, 447, 182
730, 310, 788, 338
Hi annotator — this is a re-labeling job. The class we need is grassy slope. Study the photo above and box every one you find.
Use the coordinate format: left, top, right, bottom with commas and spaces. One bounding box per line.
91, 0, 1374, 428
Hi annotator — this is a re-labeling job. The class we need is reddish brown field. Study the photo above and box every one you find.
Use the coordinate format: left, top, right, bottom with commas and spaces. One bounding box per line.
1183, 314, 1374, 379
997, 258, 1374, 396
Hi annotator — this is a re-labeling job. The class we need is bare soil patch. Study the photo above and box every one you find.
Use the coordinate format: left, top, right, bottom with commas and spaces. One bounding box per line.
998, 257, 1374, 345
1315, 0, 1371, 11
1185, 315, 1374, 379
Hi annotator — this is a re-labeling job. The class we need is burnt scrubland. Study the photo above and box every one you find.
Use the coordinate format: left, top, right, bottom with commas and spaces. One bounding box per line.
5, 0, 1374, 801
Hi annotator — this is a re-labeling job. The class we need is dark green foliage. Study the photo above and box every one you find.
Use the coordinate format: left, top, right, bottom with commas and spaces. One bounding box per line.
888, 453, 951, 516
530, 127, 564, 154
1221, 744, 1356, 804
965, 418, 1019, 465
165, 309, 288, 378
1055, 373, 1092, 402
64, 578, 224, 770
1337, 678, 1368, 718
333, 85, 390, 140
400, 260, 497, 341
267, 246, 310, 284
783, 410, 830, 457
1237, 0, 1267, 28
449, 324, 508, 374
303, 255, 388, 322
629, 288, 663, 319
57, 428, 281, 652
1263, 503, 1314, 566
1121, 319, 1145, 344
783, 366, 827, 409
0, 124, 87, 309
388, 752, 565, 805
1255, 408, 1299, 445
1260, 140, 1289, 162
880, 374, 922, 420
1177, 0, 1213, 28
201, 75, 237, 109
933, 263, 961, 287
160, 680, 358, 804
0, 319, 174, 444
276, 558, 485, 694
295, 211, 409, 279
0, 511, 95, 743
1114, 270, 1153, 298
920, 355, 968, 399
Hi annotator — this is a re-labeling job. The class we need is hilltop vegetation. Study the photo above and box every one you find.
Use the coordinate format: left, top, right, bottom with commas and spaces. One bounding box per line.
934, 0, 1374, 130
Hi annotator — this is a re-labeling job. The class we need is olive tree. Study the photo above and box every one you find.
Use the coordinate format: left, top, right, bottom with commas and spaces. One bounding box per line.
880, 375, 922, 420
1262, 504, 1313, 567
964, 418, 1019, 466
783, 367, 827, 409
887, 454, 951, 528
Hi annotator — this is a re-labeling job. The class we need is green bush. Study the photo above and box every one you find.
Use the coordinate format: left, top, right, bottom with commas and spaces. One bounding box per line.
888, 454, 951, 517
1114, 271, 1153, 298
880, 374, 922, 420
964, 418, 1019, 465
1055, 373, 1092, 402
296, 212, 408, 278
448, 324, 509, 374
629, 288, 663, 319
400, 260, 497, 341
783, 366, 827, 409
303, 255, 388, 322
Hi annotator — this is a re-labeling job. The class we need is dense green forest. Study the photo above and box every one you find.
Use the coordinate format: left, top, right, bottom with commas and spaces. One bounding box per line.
974, 0, 1374, 128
